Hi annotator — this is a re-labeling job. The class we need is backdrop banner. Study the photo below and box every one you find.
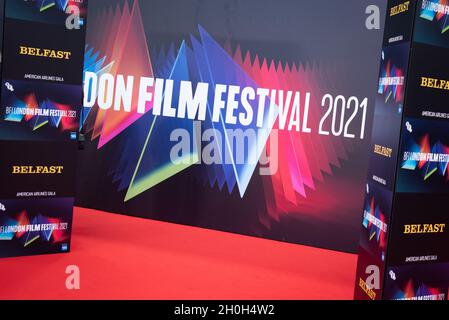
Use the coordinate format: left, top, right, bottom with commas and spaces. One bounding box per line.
77, 0, 386, 253
0, 0, 87, 258
355, 0, 449, 300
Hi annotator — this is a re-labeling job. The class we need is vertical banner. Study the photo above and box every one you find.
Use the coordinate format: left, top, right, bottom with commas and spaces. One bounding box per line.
0, 0, 88, 258
354, 0, 416, 300
355, 0, 449, 300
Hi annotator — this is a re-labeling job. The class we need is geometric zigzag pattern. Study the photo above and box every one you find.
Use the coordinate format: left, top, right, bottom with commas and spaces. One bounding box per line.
402, 133, 449, 181
82, 0, 356, 221
420, 0, 449, 34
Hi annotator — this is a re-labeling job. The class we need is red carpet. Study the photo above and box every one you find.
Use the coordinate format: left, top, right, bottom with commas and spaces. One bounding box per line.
0, 207, 357, 300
